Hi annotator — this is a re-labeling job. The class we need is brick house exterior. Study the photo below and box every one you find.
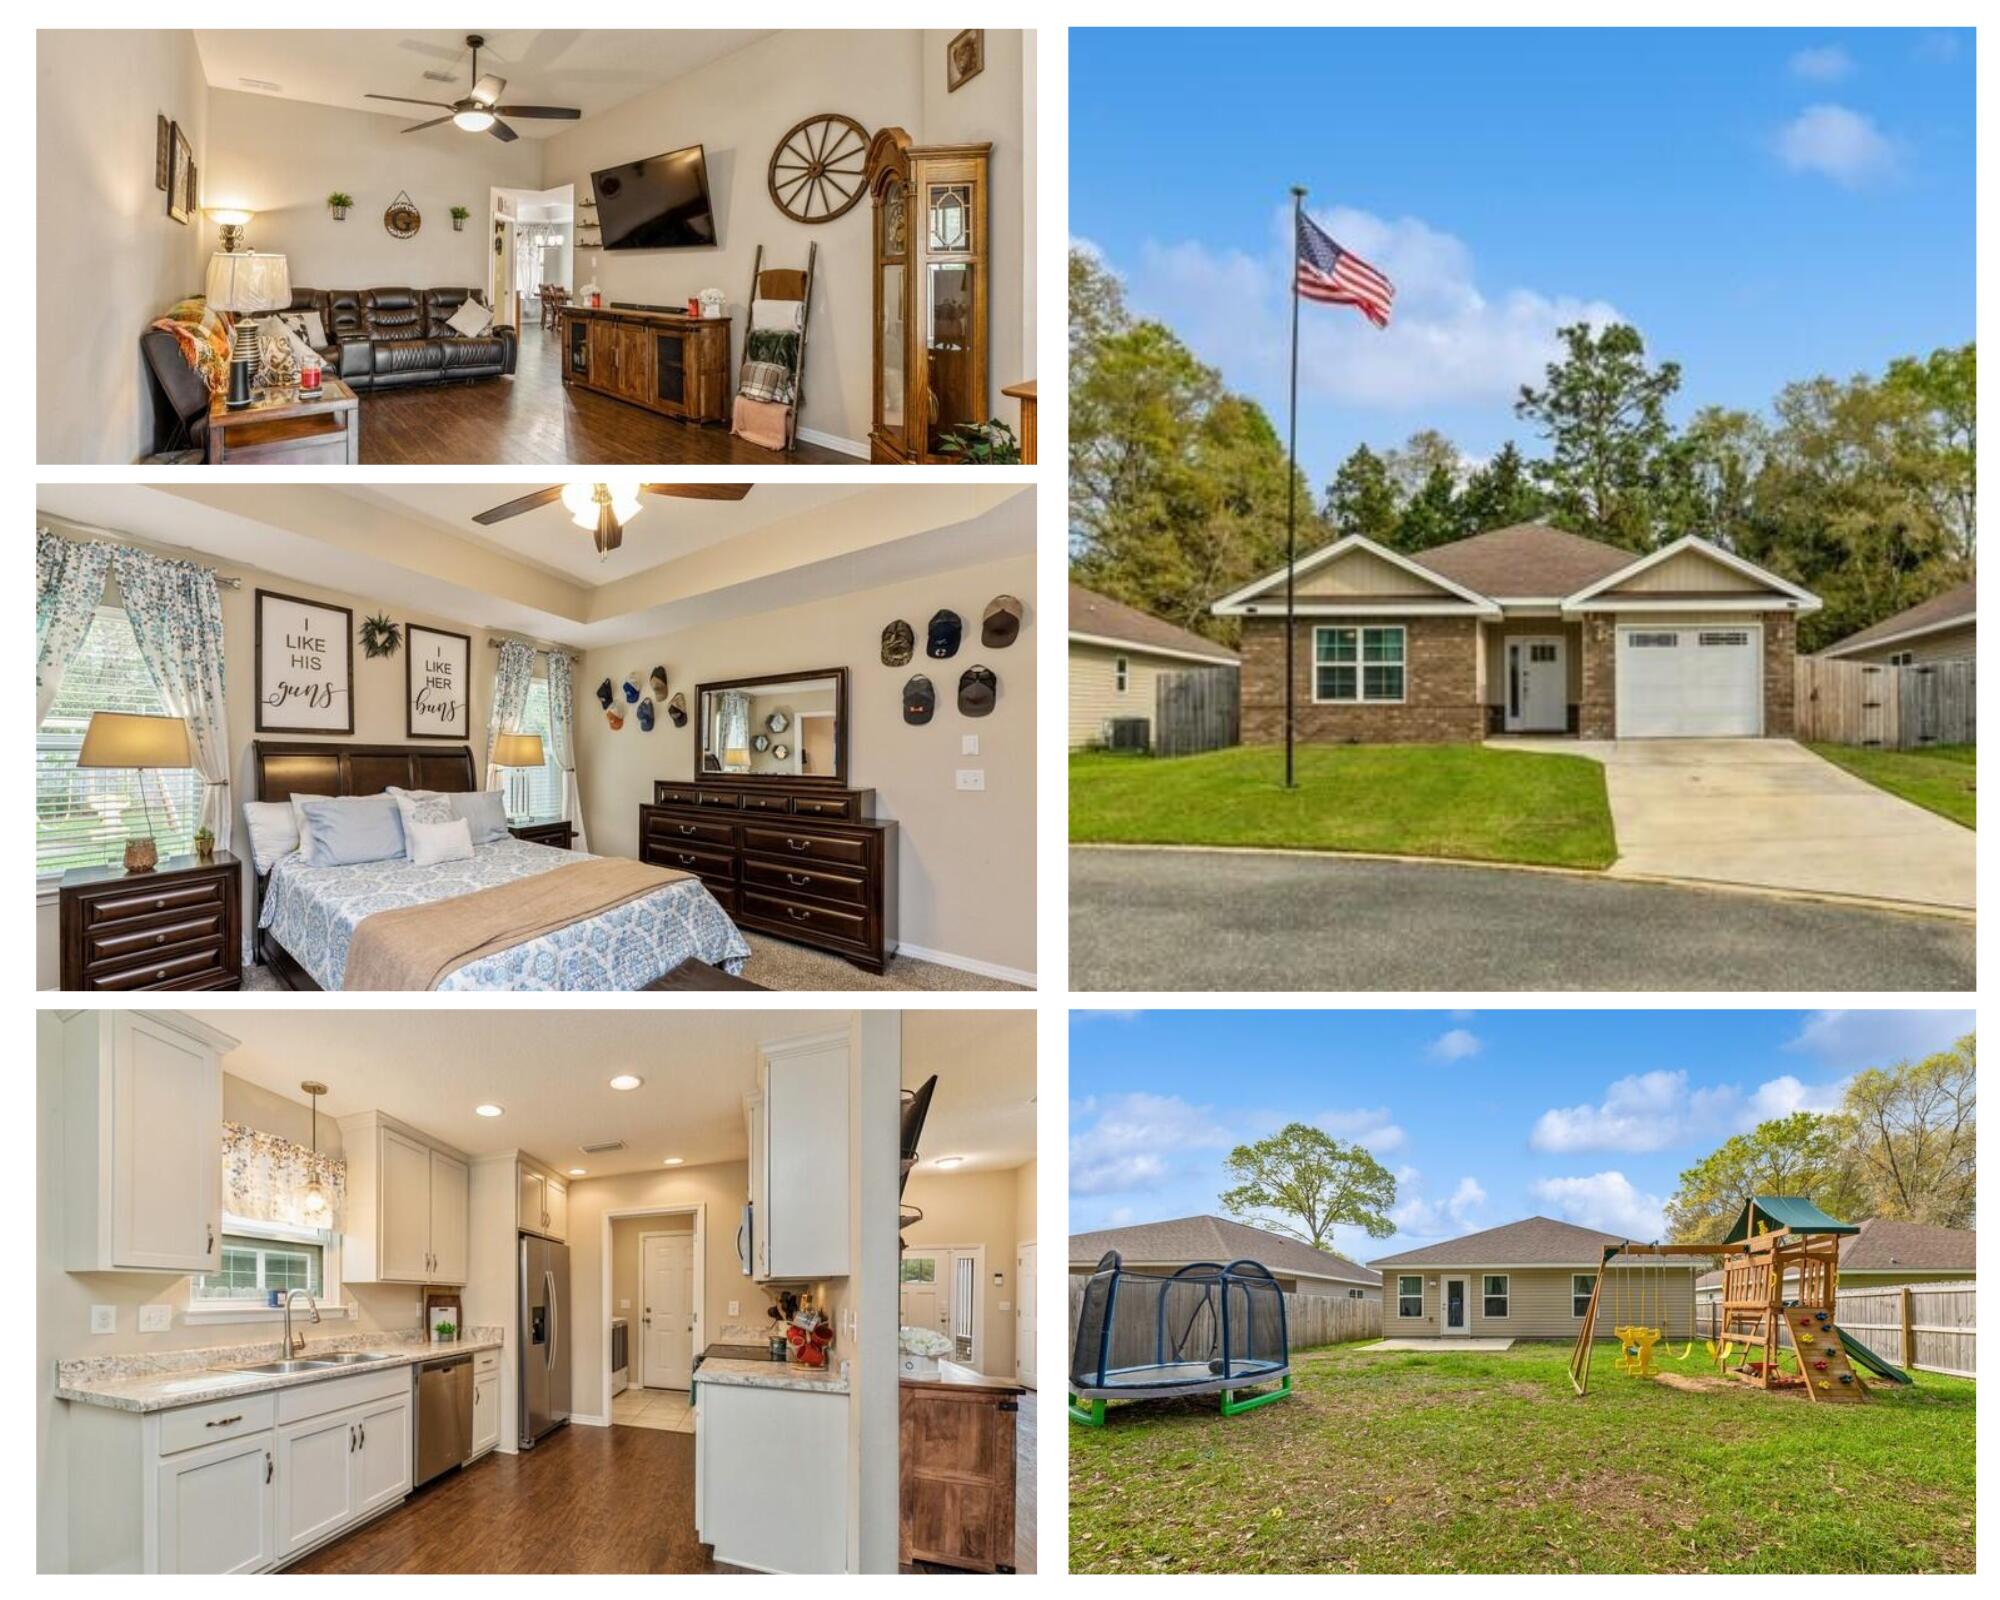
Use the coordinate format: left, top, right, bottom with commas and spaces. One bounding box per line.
1241, 616, 1483, 743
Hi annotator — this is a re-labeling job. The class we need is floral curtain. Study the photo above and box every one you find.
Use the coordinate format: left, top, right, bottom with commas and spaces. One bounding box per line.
222, 1122, 347, 1232
484, 638, 535, 791
111, 545, 233, 850
35, 531, 112, 722
711, 691, 752, 769
545, 650, 588, 850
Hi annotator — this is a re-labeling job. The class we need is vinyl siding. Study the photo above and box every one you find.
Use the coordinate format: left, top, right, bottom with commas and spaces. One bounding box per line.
1069, 643, 1178, 748
1607, 548, 1773, 594
1385, 1265, 1697, 1339
1295, 546, 1457, 599
1835, 622, 1975, 666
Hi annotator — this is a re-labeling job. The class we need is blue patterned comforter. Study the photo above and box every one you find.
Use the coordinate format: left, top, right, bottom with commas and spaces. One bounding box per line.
258, 837, 750, 990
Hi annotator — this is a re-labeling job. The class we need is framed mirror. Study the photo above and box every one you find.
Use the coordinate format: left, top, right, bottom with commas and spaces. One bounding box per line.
697, 668, 847, 784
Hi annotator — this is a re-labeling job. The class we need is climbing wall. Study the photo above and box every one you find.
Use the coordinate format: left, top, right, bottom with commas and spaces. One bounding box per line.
1781, 1307, 1869, 1404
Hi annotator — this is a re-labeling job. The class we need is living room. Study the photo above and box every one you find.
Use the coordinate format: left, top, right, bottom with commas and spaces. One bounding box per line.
38, 28, 1037, 468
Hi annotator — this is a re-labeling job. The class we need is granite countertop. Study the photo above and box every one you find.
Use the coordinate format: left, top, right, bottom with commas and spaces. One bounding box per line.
55, 1327, 508, 1414
901, 1358, 1026, 1395
695, 1356, 849, 1395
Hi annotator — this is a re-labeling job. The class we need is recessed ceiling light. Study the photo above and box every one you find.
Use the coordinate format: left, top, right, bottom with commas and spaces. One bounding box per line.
609, 1074, 644, 1091
662, 1156, 684, 1166
475, 1104, 504, 1117
935, 1156, 965, 1169
568, 1168, 587, 1177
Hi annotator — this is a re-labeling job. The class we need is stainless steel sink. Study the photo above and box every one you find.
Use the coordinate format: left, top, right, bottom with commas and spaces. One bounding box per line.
318, 1351, 398, 1365
231, 1359, 340, 1375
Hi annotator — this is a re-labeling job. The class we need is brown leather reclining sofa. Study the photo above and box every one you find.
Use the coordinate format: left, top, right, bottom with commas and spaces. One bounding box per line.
140, 286, 516, 456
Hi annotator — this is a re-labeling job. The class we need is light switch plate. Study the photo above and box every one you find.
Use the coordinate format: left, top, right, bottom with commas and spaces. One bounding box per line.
727, 1300, 740, 1316
139, 1305, 172, 1333
90, 1305, 117, 1335
955, 768, 985, 791
619, 1297, 631, 1311
998, 1301, 1011, 1312
960, 734, 980, 755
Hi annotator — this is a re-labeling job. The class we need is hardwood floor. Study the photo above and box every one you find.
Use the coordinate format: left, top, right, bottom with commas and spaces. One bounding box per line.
357, 323, 860, 467
285, 1423, 727, 1574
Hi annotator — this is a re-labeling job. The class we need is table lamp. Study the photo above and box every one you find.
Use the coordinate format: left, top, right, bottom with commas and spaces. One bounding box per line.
204, 250, 291, 408
76, 712, 194, 873
491, 733, 546, 821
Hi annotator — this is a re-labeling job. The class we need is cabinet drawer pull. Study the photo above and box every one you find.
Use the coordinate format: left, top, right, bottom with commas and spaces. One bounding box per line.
784, 837, 809, 852
785, 906, 812, 922
207, 1414, 243, 1429
677, 823, 698, 834
359, 1421, 367, 1448
350, 1424, 357, 1452
784, 873, 813, 886
677, 853, 698, 866
265, 1451, 274, 1483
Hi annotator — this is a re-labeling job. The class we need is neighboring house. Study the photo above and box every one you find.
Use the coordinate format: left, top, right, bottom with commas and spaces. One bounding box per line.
1212, 523, 1822, 742
1370, 1216, 1699, 1339
1070, 583, 1240, 749
1695, 1217, 1976, 1314
1070, 1214, 1382, 1303
1817, 579, 1976, 666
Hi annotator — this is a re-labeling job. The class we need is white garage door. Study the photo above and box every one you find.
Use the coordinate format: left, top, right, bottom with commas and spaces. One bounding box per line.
1616, 625, 1762, 737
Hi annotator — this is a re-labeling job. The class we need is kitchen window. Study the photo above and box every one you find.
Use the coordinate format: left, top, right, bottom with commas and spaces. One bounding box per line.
1396, 1275, 1423, 1319
1572, 1274, 1596, 1318
189, 1215, 344, 1321
1482, 1274, 1510, 1319
1314, 625, 1405, 702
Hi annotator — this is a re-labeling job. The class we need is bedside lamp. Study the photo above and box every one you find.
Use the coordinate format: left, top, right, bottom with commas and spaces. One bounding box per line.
205, 207, 255, 253
76, 712, 194, 873
204, 249, 291, 408
491, 733, 546, 822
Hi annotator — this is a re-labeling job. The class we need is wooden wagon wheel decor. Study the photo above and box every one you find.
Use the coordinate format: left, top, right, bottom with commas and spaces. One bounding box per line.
384, 190, 422, 239
768, 113, 869, 223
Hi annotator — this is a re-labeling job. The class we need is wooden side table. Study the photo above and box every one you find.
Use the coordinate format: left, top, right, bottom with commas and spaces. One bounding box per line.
208, 379, 360, 464
59, 851, 243, 991
508, 817, 576, 850
1001, 380, 1036, 464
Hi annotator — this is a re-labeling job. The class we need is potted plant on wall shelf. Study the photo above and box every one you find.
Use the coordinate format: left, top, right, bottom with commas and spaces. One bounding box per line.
327, 191, 353, 220
450, 205, 471, 232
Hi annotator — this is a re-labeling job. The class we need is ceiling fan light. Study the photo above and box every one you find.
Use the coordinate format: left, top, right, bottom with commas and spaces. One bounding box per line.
453, 107, 496, 132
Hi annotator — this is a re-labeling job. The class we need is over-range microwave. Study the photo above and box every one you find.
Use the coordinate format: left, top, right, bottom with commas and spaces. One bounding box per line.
736, 1202, 753, 1276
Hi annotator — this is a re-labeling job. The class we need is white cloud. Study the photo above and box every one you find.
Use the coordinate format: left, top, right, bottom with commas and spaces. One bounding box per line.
1427, 1028, 1483, 1063
1789, 45, 1855, 83
1115, 204, 1623, 412
1530, 1172, 1666, 1241
1777, 104, 1901, 187
1785, 1010, 1973, 1071
1391, 1174, 1488, 1238
1530, 1058, 1859, 1154
1314, 1106, 1406, 1154
1068, 1091, 1231, 1196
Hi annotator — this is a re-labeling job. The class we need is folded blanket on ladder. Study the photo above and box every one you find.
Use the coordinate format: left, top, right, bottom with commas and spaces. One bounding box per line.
342, 856, 692, 990
732, 394, 793, 451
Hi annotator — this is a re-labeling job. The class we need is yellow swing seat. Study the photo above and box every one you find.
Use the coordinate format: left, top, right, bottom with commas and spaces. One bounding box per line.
1612, 1324, 1662, 1377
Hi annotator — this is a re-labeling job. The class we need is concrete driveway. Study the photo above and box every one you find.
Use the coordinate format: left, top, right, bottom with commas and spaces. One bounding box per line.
1503, 738, 1974, 912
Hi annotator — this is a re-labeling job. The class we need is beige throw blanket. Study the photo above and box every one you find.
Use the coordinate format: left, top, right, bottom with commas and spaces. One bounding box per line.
342, 857, 690, 991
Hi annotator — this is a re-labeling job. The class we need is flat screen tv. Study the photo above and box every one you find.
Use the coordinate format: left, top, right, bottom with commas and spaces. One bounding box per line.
591, 144, 717, 250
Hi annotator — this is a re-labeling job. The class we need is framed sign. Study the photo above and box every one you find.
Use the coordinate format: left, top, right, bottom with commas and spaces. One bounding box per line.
255, 589, 354, 734
407, 625, 472, 740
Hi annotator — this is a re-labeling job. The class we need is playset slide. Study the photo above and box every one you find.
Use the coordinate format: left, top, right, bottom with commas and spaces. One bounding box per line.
1837, 1327, 1913, 1385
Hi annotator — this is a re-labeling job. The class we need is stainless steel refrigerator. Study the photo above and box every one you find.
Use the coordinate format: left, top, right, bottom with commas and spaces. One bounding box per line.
518, 1233, 571, 1448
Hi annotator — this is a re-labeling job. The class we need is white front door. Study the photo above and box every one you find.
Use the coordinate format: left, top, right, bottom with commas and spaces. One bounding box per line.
900, 1251, 944, 1342
642, 1233, 694, 1390
1616, 624, 1763, 737
1016, 1243, 1038, 1387
1442, 1276, 1470, 1334
1505, 636, 1568, 732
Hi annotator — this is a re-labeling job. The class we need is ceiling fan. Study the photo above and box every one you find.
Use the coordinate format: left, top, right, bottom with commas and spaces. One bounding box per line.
366, 34, 582, 142
474, 482, 754, 557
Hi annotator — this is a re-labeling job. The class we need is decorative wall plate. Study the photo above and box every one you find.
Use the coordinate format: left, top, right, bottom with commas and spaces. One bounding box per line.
765, 711, 790, 733
752, 733, 771, 753
385, 190, 422, 239
768, 113, 869, 223
771, 743, 790, 762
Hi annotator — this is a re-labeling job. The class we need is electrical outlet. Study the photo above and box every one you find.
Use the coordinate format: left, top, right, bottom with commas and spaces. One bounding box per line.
90, 1305, 117, 1335
955, 768, 985, 791
139, 1305, 172, 1333
960, 733, 980, 756
728, 1300, 740, 1316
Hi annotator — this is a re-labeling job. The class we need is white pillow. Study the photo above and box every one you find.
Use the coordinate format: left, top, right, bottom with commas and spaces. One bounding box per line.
446, 298, 494, 337
391, 788, 455, 847
287, 792, 332, 859
241, 800, 300, 874
407, 815, 475, 867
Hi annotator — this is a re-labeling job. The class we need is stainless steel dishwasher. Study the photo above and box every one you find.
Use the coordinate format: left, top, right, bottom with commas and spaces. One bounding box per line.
414, 1351, 474, 1487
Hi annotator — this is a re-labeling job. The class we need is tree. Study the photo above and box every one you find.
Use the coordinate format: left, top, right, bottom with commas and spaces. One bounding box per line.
1835, 1036, 1975, 1228
1217, 1122, 1396, 1250
1456, 442, 1545, 534
1392, 463, 1464, 551
1323, 443, 1402, 543
1515, 322, 1684, 549
1883, 344, 1975, 564
1663, 1112, 1863, 1244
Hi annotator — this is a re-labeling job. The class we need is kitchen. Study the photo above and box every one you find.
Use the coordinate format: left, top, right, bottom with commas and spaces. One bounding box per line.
37, 1007, 1035, 1574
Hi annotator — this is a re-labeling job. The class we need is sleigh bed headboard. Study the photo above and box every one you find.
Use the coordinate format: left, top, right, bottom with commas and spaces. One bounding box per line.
251, 740, 478, 805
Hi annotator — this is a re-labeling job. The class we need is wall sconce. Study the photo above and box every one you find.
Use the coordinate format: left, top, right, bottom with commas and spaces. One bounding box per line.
206, 208, 254, 252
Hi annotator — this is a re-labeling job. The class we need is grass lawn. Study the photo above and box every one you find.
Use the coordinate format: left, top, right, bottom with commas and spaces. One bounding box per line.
1807, 743, 1976, 830
1070, 745, 1618, 870
1069, 1342, 1975, 1574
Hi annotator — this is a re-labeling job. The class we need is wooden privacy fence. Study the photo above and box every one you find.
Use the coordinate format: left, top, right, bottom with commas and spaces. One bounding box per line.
1068, 1276, 1381, 1356
1795, 658, 1975, 749
1154, 666, 1240, 758
1832, 1281, 1975, 1379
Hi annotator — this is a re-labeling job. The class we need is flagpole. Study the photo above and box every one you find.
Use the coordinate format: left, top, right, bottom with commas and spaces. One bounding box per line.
1285, 185, 1305, 790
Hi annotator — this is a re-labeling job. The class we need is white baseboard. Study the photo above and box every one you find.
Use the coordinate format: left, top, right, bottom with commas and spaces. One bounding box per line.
895, 941, 1036, 989
569, 1413, 610, 1428
795, 424, 869, 459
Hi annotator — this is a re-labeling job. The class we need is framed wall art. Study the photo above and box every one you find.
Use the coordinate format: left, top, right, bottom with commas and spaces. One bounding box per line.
255, 588, 355, 733
167, 120, 193, 224
947, 29, 984, 93
155, 114, 170, 191
406, 624, 472, 740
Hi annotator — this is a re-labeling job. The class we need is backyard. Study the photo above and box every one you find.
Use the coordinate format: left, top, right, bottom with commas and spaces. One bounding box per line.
1807, 743, 1977, 830
1069, 1341, 1975, 1574
1070, 746, 1618, 870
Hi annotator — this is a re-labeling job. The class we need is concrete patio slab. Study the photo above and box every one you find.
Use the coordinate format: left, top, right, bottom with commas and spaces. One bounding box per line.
1498, 738, 1974, 912
1365, 1338, 1516, 1352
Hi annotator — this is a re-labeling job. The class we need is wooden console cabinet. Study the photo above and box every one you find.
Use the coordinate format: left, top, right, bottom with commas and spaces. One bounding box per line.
900, 1366, 1024, 1573
559, 305, 731, 425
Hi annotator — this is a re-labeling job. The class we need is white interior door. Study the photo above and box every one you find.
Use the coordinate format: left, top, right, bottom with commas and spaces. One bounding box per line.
1506, 636, 1568, 732
641, 1233, 694, 1390
1617, 625, 1762, 737
1016, 1243, 1038, 1387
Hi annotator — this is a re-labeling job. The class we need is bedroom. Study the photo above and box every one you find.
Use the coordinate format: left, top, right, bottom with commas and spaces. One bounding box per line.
34, 481, 1036, 992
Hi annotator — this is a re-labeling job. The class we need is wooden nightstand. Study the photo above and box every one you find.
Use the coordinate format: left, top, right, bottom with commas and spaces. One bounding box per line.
509, 818, 577, 850
59, 851, 243, 991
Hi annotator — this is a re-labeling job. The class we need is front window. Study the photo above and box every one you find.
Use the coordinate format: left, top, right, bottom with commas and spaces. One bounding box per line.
1482, 1274, 1510, 1319
1396, 1275, 1423, 1318
1572, 1274, 1595, 1318
193, 1215, 330, 1306
1314, 625, 1405, 703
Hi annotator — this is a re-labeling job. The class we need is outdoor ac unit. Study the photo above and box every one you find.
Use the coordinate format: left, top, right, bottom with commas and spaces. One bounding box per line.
1104, 717, 1150, 753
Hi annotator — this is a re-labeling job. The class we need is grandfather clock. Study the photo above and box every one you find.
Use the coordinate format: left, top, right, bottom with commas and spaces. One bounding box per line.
866, 128, 992, 464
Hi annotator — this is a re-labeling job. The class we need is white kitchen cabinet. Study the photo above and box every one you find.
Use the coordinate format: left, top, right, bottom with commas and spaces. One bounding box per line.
515, 1154, 567, 1241
697, 1380, 849, 1571
61, 1010, 236, 1274
338, 1111, 471, 1284
544, 1174, 568, 1242
273, 1410, 356, 1558
471, 1371, 500, 1458
753, 1032, 850, 1281
744, 1092, 766, 1278
154, 1431, 277, 1574
352, 1391, 413, 1516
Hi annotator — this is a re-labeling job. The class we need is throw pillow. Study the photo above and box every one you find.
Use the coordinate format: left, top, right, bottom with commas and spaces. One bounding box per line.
240, 800, 300, 874
406, 815, 475, 868
298, 795, 407, 868
446, 298, 494, 337
390, 788, 456, 848
451, 788, 511, 843
286, 792, 333, 859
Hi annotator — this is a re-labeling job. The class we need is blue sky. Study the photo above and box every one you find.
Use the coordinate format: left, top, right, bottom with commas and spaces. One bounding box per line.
1071, 28, 1975, 487
1069, 1009, 1972, 1265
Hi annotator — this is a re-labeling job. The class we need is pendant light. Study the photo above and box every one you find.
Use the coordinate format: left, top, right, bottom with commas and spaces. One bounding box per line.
301, 1081, 330, 1219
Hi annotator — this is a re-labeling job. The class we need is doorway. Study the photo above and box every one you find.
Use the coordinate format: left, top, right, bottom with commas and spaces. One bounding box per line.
1015, 1241, 1037, 1387
601, 1202, 704, 1430
1443, 1275, 1470, 1334
1504, 635, 1568, 733
641, 1232, 696, 1390
900, 1244, 984, 1368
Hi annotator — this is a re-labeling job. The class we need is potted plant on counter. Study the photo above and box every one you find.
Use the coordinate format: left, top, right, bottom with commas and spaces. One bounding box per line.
432, 1319, 457, 1344
327, 191, 353, 220
898, 1325, 951, 1379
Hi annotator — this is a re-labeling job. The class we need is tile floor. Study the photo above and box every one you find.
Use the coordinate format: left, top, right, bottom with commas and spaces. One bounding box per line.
611, 1384, 695, 1433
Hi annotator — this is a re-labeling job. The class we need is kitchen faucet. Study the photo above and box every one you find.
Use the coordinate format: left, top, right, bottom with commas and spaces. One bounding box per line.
283, 1289, 321, 1357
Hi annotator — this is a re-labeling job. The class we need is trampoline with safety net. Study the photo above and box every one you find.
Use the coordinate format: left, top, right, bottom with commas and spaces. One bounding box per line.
1069, 1250, 1292, 1425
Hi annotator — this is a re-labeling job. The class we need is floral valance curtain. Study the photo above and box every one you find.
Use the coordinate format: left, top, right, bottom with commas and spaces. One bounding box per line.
485, 638, 535, 791
35, 531, 112, 722
545, 650, 588, 849
222, 1122, 347, 1232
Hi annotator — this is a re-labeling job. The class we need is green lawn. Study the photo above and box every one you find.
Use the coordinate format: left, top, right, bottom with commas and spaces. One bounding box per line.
1069, 1342, 1975, 1574
1807, 743, 1976, 830
1070, 745, 1618, 870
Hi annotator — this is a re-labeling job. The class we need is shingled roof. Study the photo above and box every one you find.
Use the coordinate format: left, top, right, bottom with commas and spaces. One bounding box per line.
1820, 579, 1975, 657
1370, 1215, 1695, 1270
1698, 1219, 1975, 1289
1410, 523, 1636, 598
1069, 583, 1239, 664
1070, 1214, 1379, 1287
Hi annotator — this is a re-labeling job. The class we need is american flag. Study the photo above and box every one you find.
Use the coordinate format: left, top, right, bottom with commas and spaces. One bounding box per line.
1296, 211, 1395, 328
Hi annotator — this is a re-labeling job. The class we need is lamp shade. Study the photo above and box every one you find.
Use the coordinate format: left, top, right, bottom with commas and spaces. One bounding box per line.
76, 712, 193, 770
492, 733, 546, 767
204, 208, 254, 228
204, 250, 291, 314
